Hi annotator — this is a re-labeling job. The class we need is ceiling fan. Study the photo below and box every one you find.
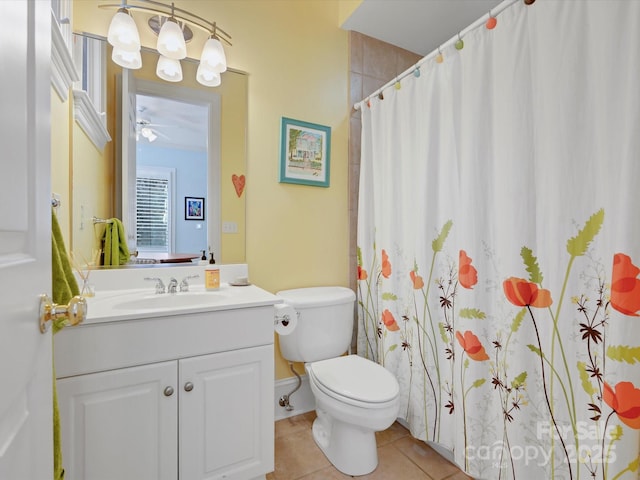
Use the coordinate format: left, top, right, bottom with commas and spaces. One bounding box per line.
135, 119, 170, 143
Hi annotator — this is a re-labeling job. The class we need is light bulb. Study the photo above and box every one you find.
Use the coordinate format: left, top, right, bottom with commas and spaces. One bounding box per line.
156, 55, 183, 82
157, 18, 187, 60
196, 63, 221, 87
107, 9, 140, 52
112, 47, 142, 69
199, 37, 227, 73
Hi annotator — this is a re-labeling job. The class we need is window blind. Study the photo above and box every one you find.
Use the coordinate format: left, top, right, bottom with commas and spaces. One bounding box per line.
136, 176, 169, 251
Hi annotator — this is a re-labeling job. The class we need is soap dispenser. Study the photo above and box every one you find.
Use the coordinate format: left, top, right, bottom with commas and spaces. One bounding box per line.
205, 251, 219, 291
198, 250, 208, 266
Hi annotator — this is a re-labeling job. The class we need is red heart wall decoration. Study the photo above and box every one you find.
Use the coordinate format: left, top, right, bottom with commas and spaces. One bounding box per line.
232, 174, 246, 197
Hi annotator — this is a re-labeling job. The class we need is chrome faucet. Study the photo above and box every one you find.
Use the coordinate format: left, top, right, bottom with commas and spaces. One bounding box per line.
144, 277, 165, 294
167, 277, 178, 294
180, 275, 200, 292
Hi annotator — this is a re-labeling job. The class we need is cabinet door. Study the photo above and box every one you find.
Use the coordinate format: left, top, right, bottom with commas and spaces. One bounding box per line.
57, 361, 178, 480
180, 345, 274, 480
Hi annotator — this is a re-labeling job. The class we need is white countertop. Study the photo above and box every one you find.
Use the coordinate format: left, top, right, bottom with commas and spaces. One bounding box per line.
82, 283, 282, 324
75, 264, 281, 324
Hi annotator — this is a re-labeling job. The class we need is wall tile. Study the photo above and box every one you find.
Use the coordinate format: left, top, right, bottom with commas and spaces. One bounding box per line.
348, 31, 422, 355
349, 72, 363, 107
350, 32, 364, 75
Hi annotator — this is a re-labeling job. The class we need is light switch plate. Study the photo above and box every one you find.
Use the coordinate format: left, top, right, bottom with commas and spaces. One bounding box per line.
222, 221, 238, 234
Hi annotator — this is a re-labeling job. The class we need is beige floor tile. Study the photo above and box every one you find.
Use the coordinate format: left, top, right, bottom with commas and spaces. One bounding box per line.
272, 428, 330, 480
358, 443, 432, 480
375, 421, 410, 447
443, 471, 475, 480
269, 413, 469, 480
275, 411, 316, 439
392, 436, 462, 480
298, 465, 353, 479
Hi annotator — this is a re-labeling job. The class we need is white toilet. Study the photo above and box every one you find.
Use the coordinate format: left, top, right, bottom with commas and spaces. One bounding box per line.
276, 286, 400, 476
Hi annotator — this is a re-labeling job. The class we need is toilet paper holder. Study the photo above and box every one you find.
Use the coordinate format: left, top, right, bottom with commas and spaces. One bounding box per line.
274, 310, 299, 327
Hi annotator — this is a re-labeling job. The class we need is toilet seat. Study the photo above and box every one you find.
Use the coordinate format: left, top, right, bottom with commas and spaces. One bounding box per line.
308, 355, 399, 406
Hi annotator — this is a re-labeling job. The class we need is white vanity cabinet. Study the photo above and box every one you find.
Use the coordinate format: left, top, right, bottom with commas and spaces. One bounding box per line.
54, 300, 276, 480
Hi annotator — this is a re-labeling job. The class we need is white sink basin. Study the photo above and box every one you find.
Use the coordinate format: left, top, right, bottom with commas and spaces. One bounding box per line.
113, 291, 228, 311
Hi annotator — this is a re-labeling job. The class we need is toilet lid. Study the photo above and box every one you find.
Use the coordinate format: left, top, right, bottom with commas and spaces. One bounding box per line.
309, 355, 399, 403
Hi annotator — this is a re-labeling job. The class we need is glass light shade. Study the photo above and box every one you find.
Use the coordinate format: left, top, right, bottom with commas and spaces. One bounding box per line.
141, 127, 157, 142
196, 63, 221, 87
107, 9, 140, 52
199, 37, 227, 73
112, 47, 142, 69
156, 55, 183, 82
157, 18, 187, 60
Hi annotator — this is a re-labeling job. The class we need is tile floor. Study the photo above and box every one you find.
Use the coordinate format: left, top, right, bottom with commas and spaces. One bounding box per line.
267, 412, 473, 480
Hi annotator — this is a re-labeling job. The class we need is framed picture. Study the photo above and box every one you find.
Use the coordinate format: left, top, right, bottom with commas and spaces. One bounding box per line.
185, 196, 205, 220
279, 117, 331, 187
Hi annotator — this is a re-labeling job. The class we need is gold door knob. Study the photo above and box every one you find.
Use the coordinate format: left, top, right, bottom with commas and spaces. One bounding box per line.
39, 294, 87, 333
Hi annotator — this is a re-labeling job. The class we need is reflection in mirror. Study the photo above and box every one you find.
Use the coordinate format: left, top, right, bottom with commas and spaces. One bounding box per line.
118, 77, 221, 264
135, 94, 209, 257
70, 33, 247, 268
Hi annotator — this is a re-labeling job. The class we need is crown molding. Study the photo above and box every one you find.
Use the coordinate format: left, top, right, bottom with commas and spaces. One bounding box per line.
73, 90, 112, 150
51, 12, 79, 101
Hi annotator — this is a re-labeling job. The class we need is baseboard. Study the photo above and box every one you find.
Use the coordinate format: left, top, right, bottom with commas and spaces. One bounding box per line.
274, 374, 315, 421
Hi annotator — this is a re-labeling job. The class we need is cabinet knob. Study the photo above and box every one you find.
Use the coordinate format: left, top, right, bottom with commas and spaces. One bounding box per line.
184, 382, 194, 392
164, 386, 174, 397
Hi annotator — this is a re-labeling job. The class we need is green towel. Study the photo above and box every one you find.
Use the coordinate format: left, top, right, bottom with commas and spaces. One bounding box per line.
102, 218, 130, 266
51, 210, 79, 480
52, 211, 79, 309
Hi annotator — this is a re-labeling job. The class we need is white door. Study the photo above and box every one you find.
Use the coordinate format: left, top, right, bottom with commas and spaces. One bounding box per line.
0, 1, 53, 478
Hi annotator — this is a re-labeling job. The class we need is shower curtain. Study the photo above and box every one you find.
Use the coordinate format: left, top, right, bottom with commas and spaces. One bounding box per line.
356, 1, 640, 479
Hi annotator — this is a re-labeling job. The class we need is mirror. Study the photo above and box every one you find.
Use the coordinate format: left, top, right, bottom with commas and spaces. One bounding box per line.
71, 33, 247, 267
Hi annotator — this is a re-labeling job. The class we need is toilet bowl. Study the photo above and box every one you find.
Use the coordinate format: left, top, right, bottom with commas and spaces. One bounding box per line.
276, 286, 400, 477
306, 355, 400, 476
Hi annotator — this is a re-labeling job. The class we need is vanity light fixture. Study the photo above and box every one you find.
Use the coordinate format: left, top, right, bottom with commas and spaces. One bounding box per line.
112, 47, 142, 69
156, 55, 183, 82
156, 16, 187, 59
107, 7, 141, 52
100, 0, 231, 87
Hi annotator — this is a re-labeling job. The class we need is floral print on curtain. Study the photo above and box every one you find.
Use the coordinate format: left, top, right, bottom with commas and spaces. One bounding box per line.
358, 212, 640, 479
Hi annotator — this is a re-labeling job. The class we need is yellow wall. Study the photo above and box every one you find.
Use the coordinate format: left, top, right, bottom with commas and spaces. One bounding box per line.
71, 120, 113, 265
51, 88, 72, 242
338, 0, 362, 26
72, 0, 350, 379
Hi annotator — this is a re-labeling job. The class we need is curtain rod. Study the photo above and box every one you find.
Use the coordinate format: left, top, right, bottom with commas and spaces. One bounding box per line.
354, 0, 519, 111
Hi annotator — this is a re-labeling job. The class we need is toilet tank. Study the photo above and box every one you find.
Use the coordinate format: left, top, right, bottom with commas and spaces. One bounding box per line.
276, 286, 356, 363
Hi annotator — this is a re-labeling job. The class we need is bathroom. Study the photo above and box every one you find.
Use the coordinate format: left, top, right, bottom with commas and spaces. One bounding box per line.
52, 0, 413, 424
3, 0, 640, 479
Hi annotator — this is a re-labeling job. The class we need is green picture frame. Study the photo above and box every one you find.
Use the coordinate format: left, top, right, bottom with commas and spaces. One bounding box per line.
279, 117, 331, 187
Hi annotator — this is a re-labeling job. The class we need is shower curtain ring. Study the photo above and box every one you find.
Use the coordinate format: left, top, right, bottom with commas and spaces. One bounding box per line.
486, 9, 498, 29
